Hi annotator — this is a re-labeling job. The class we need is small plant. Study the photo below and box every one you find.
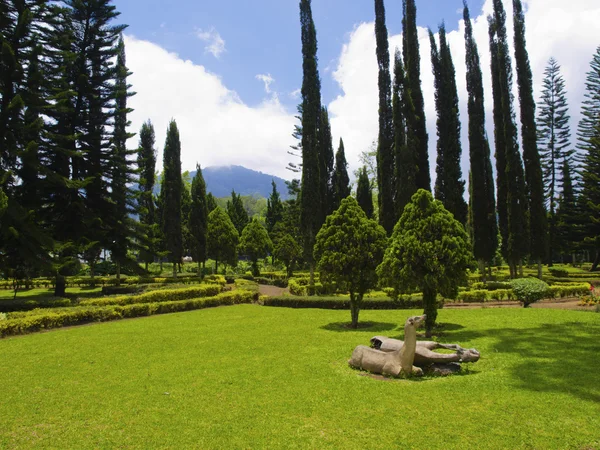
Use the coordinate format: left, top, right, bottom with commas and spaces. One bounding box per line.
510, 278, 550, 307
0, 312, 7, 321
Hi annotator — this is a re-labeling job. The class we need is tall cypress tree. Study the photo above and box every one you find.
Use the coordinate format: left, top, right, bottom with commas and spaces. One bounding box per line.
489, 1, 528, 278
299, 0, 322, 284
513, 0, 546, 277
137, 120, 157, 270
161, 120, 183, 278
318, 106, 334, 218
463, 2, 498, 275
374, 0, 395, 234
393, 47, 417, 218
332, 138, 351, 210
189, 164, 209, 275
266, 180, 284, 234
226, 190, 249, 236
356, 166, 374, 219
403, 0, 429, 192
556, 158, 578, 261
430, 24, 467, 225
538, 58, 572, 264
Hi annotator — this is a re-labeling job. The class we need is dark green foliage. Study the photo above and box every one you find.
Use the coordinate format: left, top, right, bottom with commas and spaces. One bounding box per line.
403, 0, 429, 191
510, 278, 550, 307
273, 233, 302, 278
314, 197, 387, 328
190, 165, 209, 272
463, 2, 498, 267
226, 190, 249, 236
576, 46, 600, 166
318, 106, 335, 218
374, 0, 395, 234
538, 58, 572, 263
392, 48, 417, 218
356, 166, 374, 219
513, 0, 547, 272
429, 25, 467, 225
161, 120, 183, 277
207, 207, 239, 273
299, 0, 323, 271
556, 159, 578, 257
266, 180, 284, 234
137, 120, 157, 267
239, 218, 273, 277
377, 189, 473, 336
332, 138, 350, 211
206, 193, 218, 212
489, 1, 528, 276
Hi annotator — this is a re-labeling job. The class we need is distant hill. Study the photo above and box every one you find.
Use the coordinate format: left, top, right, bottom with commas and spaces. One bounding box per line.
197, 165, 290, 200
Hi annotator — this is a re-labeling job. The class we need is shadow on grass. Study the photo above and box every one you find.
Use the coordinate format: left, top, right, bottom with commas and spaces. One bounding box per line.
448, 320, 600, 403
321, 321, 399, 333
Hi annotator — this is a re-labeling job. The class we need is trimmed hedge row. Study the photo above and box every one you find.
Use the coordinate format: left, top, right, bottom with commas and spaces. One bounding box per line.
0, 290, 257, 338
261, 296, 422, 309
80, 284, 223, 307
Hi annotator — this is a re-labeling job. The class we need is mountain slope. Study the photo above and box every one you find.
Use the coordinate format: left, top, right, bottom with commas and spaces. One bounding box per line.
197, 165, 290, 199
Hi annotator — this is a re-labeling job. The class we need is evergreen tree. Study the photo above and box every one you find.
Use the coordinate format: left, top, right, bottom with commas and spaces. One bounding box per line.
576, 46, 600, 174
513, 0, 546, 277
161, 120, 183, 278
393, 47, 417, 218
374, 0, 395, 234
356, 166, 374, 219
206, 192, 218, 212
489, 1, 528, 278
318, 106, 335, 218
137, 120, 157, 270
538, 58, 572, 264
403, 0, 430, 191
332, 138, 351, 210
238, 218, 273, 277
429, 25, 467, 225
226, 190, 249, 236
463, 2, 498, 274
207, 207, 239, 274
266, 180, 284, 234
556, 158, 578, 260
189, 164, 209, 275
299, 0, 323, 283
180, 171, 193, 262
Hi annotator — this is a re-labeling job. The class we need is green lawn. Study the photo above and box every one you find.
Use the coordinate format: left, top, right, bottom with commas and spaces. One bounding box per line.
0, 306, 598, 449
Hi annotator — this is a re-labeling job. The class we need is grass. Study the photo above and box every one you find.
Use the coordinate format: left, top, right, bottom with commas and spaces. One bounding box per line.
0, 306, 599, 449
0, 286, 103, 301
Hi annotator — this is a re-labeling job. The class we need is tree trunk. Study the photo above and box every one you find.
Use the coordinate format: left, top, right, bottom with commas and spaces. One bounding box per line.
349, 292, 360, 329
251, 260, 260, 277
160, 260, 163, 272
537, 260, 542, 279
422, 287, 438, 338
116, 262, 121, 286
478, 259, 486, 283
172, 262, 177, 278
591, 250, 600, 272
518, 261, 523, 277
309, 263, 314, 286
55, 274, 66, 297
214, 259, 218, 274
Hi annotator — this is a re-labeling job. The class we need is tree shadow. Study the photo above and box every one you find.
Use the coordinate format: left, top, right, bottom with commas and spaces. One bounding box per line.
321, 321, 399, 333
447, 320, 600, 403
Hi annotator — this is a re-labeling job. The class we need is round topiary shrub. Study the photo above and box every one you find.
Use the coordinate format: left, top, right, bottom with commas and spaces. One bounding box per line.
510, 278, 550, 307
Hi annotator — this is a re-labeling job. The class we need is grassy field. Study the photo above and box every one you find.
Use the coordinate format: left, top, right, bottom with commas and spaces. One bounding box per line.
0, 306, 598, 449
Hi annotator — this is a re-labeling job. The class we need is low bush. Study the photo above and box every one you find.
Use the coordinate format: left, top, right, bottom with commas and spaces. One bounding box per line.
261, 295, 422, 310
0, 290, 257, 338
549, 268, 570, 278
80, 284, 223, 307
547, 284, 591, 299
510, 278, 551, 307
254, 277, 288, 288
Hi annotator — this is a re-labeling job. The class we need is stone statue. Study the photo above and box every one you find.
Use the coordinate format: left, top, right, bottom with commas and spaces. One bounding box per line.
348, 314, 426, 377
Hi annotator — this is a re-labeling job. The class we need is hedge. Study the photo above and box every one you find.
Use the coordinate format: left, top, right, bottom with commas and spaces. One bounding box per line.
0, 290, 257, 338
261, 296, 422, 310
79, 284, 223, 307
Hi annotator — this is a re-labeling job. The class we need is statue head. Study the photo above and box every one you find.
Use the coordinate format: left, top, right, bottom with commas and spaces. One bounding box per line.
406, 314, 426, 328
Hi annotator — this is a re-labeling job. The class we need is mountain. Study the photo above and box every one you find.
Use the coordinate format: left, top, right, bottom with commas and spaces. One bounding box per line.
194, 165, 290, 200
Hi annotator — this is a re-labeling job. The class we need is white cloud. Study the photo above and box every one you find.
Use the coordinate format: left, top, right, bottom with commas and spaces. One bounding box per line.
290, 88, 301, 99
124, 36, 296, 179
256, 73, 275, 94
194, 27, 226, 59
328, 0, 600, 185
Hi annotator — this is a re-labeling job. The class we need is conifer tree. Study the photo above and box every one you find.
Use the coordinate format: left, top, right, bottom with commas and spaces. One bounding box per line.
332, 138, 350, 210
356, 166, 374, 219
374, 0, 395, 234
299, 0, 323, 283
538, 58, 572, 264
429, 25, 467, 225
207, 207, 239, 274
576, 47, 600, 174
137, 120, 157, 270
556, 158, 578, 260
226, 190, 249, 236
463, 2, 498, 275
207, 193, 218, 212
161, 120, 183, 278
513, 0, 546, 277
318, 106, 335, 218
403, 0, 429, 191
489, 1, 528, 278
189, 164, 209, 275
266, 180, 284, 234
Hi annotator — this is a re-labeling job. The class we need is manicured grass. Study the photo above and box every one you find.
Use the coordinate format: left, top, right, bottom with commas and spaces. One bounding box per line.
0, 286, 103, 300
0, 306, 598, 449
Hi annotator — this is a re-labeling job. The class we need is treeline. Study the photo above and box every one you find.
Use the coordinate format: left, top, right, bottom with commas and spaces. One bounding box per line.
294, 0, 600, 278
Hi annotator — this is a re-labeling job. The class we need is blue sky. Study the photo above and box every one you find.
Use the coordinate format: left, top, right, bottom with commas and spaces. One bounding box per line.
120, 0, 485, 112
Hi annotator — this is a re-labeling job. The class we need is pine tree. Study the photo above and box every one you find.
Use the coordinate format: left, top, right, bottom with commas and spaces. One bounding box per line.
513, 0, 546, 277
161, 120, 183, 278
489, 1, 528, 278
189, 164, 209, 275
356, 166, 374, 219
463, 2, 498, 274
374, 0, 395, 234
226, 190, 249, 236
393, 47, 417, 218
266, 180, 284, 234
299, 0, 323, 283
429, 24, 467, 225
332, 138, 350, 210
403, 0, 429, 191
556, 158, 578, 260
137, 120, 157, 270
576, 46, 600, 174
538, 58, 572, 264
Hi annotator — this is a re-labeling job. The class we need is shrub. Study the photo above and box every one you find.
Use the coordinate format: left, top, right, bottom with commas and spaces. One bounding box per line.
510, 278, 551, 307
261, 296, 421, 310
80, 284, 223, 307
549, 268, 569, 278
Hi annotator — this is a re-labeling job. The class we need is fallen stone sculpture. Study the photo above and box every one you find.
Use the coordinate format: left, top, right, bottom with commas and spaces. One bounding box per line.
348, 314, 426, 377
